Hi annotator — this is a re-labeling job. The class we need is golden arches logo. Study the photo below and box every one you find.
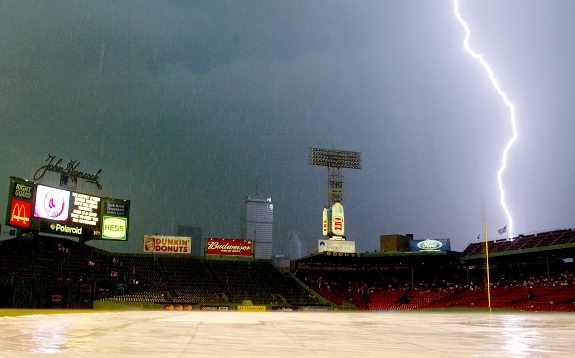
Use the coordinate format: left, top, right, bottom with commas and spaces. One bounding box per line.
10, 200, 31, 228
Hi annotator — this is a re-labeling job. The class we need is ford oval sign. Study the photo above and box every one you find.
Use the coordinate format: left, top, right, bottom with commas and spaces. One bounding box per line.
417, 239, 443, 251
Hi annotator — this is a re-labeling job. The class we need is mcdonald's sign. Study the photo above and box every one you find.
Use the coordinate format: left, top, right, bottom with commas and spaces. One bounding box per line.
9, 199, 31, 228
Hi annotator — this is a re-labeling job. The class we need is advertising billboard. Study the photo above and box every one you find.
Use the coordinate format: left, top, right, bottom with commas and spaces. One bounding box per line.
206, 238, 253, 257
6, 177, 130, 241
331, 201, 345, 236
8, 198, 32, 229
410, 238, 451, 252
34, 185, 71, 221
318, 239, 356, 254
143, 235, 191, 254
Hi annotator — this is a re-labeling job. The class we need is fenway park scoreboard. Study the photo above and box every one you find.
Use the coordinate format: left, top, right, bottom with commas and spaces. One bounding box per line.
6, 176, 130, 241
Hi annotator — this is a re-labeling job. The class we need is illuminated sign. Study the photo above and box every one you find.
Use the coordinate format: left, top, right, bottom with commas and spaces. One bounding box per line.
322, 207, 328, 236
206, 238, 253, 256
143, 235, 191, 254
49, 223, 83, 235
6, 177, 130, 241
411, 239, 451, 252
70, 192, 101, 226
102, 216, 128, 240
9, 199, 31, 228
12, 182, 33, 200
34, 185, 70, 221
331, 201, 344, 236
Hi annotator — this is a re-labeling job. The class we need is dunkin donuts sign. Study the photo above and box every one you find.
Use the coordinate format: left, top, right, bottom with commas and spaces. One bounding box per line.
143, 235, 191, 254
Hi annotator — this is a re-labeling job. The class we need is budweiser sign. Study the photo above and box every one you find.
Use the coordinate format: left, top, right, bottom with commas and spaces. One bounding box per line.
206, 238, 253, 257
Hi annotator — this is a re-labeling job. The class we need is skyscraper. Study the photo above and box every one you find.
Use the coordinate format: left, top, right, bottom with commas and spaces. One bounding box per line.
243, 194, 273, 259
176, 225, 202, 256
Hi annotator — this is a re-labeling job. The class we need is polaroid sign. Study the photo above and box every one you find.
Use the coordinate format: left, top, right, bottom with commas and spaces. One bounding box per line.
49, 223, 83, 235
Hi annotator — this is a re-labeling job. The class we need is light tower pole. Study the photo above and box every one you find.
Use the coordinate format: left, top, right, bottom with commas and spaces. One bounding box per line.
309, 147, 362, 238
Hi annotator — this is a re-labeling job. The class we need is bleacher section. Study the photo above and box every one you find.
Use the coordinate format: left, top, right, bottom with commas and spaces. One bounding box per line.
0, 235, 318, 308
463, 229, 575, 257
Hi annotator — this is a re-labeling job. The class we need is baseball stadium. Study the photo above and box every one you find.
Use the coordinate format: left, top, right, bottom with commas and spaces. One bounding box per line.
2, 157, 575, 356
1, 229, 575, 312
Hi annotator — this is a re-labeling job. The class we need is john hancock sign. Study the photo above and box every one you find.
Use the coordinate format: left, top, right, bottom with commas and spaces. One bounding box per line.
33, 154, 102, 189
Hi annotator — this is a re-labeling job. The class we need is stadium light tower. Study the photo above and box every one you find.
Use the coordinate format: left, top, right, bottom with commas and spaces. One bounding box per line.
308, 147, 362, 207
309, 147, 361, 239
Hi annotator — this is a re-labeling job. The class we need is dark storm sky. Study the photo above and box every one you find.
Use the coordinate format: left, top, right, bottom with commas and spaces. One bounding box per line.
1, 1, 574, 254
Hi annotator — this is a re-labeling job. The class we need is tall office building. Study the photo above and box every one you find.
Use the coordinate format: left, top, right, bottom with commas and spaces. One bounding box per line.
243, 194, 273, 259
176, 225, 202, 256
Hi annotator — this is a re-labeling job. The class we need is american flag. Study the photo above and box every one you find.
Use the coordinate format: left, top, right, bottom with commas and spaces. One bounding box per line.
60, 174, 78, 190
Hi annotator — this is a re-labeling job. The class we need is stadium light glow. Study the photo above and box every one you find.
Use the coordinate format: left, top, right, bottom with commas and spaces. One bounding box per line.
454, 0, 518, 239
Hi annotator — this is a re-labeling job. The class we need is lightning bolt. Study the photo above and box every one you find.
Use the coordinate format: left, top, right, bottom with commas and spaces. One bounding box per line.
453, 0, 518, 239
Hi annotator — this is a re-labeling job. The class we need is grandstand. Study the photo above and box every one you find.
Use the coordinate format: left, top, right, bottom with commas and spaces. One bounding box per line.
0, 233, 319, 309
463, 229, 575, 257
292, 229, 575, 311
1, 229, 575, 311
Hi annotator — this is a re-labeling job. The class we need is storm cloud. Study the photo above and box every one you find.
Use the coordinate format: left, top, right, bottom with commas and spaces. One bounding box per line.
1, 1, 574, 254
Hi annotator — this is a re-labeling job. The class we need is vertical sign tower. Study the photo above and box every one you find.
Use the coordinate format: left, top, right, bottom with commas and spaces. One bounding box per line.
309, 147, 361, 239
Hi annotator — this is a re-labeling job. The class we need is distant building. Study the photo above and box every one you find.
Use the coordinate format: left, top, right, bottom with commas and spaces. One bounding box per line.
380, 234, 412, 252
287, 230, 303, 260
274, 230, 303, 268
243, 194, 273, 259
177, 225, 202, 256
